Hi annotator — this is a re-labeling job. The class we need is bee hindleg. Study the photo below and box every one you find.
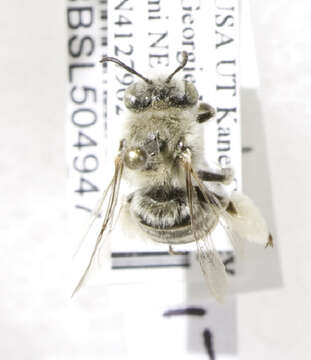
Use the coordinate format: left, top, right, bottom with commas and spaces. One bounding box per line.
265, 233, 274, 248
226, 200, 238, 215
197, 102, 215, 123
169, 245, 185, 255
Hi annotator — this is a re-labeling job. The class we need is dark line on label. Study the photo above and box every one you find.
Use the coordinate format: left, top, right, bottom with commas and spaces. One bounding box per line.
225, 268, 235, 275
242, 146, 253, 153
163, 307, 206, 317
111, 251, 190, 258
112, 264, 190, 270
100, 9, 107, 20
203, 329, 215, 360
223, 254, 235, 275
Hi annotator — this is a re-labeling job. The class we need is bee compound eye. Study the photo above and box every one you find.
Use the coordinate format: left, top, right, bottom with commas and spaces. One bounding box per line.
124, 147, 147, 169
168, 81, 199, 108
124, 83, 152, 111
184, 81, 199, 106
125, 94, 152, 111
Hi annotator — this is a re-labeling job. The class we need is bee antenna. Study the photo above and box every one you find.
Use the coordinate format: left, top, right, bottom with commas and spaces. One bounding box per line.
100, 56, 152, 84
165, 51, 188, 83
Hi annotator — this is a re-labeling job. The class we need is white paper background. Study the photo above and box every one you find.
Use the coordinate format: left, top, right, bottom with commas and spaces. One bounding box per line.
1, 0, 311, 359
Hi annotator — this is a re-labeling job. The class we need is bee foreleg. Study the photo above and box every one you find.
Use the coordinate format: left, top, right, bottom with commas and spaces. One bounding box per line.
197, 102, 215, 123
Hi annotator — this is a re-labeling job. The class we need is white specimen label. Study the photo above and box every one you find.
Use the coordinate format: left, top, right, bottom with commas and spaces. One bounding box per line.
66, 0, 241, 276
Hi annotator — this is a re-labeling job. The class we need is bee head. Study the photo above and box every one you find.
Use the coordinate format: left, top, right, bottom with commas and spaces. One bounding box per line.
100, 52, 199, 112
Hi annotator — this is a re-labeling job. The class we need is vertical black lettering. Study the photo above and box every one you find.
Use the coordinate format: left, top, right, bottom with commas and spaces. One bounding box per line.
67, 7, 94, 29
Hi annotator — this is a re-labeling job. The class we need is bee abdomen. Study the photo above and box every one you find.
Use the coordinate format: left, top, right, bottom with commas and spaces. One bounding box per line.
128, 186, 218, 244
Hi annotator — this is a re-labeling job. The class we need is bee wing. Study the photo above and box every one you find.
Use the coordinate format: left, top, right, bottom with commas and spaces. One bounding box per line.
195, 233, 228, 302
191, 168, 248, 257
72, 156, 124, 297
183, 159, 228, 302
73, 178, 114, 258
193, 167, 271, 251
182, 152, 271, 301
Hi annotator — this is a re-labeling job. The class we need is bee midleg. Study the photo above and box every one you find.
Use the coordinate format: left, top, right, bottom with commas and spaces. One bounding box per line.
196, 102, 215, 123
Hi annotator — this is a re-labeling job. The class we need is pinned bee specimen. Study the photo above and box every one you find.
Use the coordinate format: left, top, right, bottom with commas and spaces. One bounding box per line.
73, 52, 273, 301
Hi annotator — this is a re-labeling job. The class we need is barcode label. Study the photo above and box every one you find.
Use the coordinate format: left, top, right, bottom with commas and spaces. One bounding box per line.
66, 1, 108, 242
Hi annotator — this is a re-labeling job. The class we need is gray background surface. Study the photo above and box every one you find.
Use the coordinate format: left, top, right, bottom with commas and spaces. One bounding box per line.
0, 0, 310, 359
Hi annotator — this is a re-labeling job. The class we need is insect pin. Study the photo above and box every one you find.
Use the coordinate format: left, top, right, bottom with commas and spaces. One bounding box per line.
72, 51, 273, 301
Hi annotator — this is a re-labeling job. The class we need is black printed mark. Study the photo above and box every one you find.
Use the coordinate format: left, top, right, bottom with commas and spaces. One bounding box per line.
111, 251, 189, 257
75, 177, 99, 195
242, 146, 253, 153
111, 251, 190, 269
100, 9, 107, 20
163, 307, 216, 357
112, 264, 190, 270
163, 307, 206, 317
203, 329, 215, 360
223, 254, 235, 275
99, 1, 108, 48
